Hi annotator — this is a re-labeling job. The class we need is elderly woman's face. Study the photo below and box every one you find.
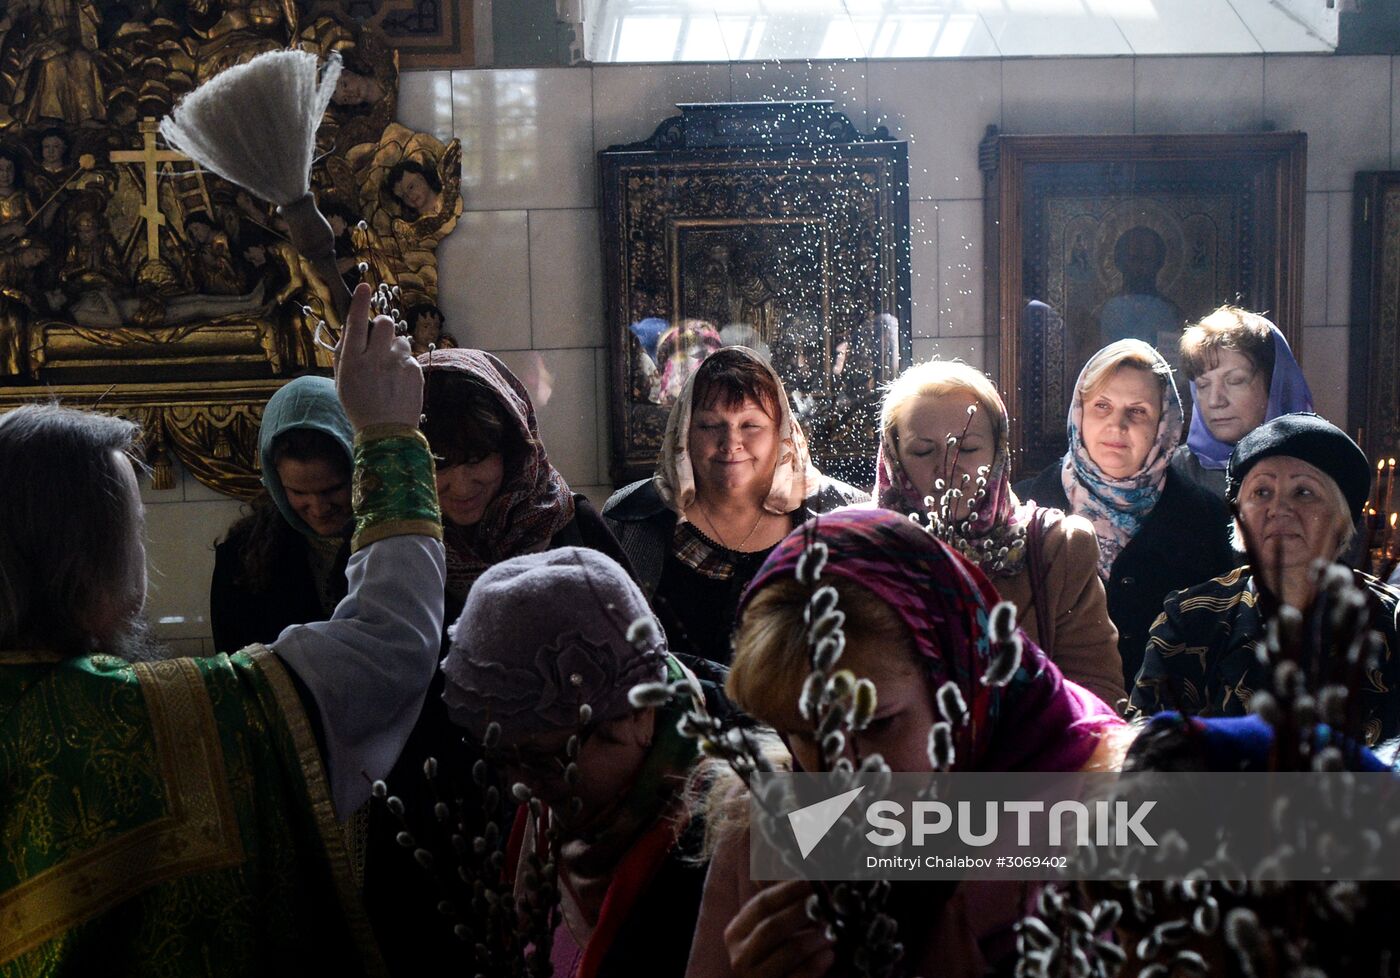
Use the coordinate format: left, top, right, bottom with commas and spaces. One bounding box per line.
1237, 456, 1349, 571
1080, 366, 1162, 479
1195, 349, 1269, 445
895, 391, 996, 519
763, 634, 938, 775
689, 397, 780, 501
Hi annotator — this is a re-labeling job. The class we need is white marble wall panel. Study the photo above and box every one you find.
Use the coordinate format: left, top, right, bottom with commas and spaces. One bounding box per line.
452, 68, 596, 210
437, 209, 532, 350
529, 208, 605, 349
143, 486, 245, 641
1302, 191, 1329, 327
1133, 56, 1264, 133
594, 347, 615, 489
1002, 57, 1135, 135
868, 58, 1001, 201
397, 70, 456, 145
1301, 325, 1349, 425
936, 198, 983, 336
1263, 55, 1390, 193
1326, 192, 1354, 328
495, 347, 599, 485
591, 63, 731, 151
909, 199, 939, 338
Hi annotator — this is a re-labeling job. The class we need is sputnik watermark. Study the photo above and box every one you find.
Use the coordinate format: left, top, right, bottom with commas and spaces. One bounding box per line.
863, 799, 1156, 848
750, 771, 1400, 881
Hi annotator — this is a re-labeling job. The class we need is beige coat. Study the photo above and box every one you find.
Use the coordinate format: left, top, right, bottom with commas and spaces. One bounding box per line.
994, 508, 1126, 710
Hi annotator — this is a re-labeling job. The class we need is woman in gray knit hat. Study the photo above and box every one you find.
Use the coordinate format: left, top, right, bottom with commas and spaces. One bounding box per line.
441, 545, 718, 978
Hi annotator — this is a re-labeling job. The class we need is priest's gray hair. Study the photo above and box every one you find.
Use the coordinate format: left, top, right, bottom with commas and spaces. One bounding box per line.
0, 404, 143, 653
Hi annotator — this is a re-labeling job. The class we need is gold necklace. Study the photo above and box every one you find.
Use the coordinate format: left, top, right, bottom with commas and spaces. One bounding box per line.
697, 497, 766, 552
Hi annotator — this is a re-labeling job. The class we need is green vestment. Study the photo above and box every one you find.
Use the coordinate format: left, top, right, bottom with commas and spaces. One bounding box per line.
0, 646, 386, 977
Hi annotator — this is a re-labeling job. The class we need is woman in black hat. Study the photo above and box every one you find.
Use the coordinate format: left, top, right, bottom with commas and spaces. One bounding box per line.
1128, 413, 1400, 745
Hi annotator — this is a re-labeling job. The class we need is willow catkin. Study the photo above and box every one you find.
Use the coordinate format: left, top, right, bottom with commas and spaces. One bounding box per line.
160, 49, 342, 207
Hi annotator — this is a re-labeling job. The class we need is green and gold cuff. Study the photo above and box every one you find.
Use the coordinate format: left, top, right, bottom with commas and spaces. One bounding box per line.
350, 424, 442, 553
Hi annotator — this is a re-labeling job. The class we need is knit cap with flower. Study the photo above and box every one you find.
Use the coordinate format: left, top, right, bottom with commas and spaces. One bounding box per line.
439, 547, 668, 740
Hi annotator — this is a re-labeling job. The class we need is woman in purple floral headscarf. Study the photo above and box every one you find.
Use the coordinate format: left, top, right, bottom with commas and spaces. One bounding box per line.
686, 508, 1128, 978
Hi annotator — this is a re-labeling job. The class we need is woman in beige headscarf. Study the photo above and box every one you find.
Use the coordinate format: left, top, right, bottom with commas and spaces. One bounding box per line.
603, 346, 866, 665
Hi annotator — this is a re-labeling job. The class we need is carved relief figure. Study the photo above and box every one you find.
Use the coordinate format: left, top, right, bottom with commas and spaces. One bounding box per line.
0, 147, 34, 244
337, 122, 461, 300
189, 0, 295, 82
182, 210, 244, 295
240, 227, 334, 371
0, 237, 47, 376
5, 0, 106, 126
59, 208, 123, 299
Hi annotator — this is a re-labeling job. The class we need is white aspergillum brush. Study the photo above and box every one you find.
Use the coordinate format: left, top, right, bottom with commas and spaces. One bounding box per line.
160, 49, 351, 324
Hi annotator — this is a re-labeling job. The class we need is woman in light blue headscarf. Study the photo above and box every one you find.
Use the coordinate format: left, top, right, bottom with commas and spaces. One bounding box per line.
1171, 305, 1313, 498
1013, 339, 1237, 688
210, 376, 355, 651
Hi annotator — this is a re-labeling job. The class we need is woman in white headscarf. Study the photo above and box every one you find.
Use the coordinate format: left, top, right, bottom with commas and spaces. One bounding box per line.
603, 346, 866, 665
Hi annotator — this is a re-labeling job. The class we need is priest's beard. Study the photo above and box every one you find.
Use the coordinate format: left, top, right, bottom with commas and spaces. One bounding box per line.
109, 614, 171, 663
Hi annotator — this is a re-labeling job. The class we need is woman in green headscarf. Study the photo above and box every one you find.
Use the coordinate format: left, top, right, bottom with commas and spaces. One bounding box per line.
210, 375, 356, 650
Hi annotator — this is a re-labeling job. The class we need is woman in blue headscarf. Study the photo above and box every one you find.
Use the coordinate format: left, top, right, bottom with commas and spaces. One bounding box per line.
1170, 305, 1313, 498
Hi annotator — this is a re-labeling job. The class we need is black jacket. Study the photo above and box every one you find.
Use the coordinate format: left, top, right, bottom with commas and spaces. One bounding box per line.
209, 513, 349, 653
1128, 567, 1400, 744
602, 476, 869, 599
1013, 464, 1237, 689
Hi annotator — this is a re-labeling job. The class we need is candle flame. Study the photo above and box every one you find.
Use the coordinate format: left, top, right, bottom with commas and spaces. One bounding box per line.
1392, 514, 1398, 529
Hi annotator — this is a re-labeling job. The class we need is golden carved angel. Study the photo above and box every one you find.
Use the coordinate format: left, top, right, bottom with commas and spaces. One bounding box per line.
324, 122, 461, 302
299, 16, 399, 156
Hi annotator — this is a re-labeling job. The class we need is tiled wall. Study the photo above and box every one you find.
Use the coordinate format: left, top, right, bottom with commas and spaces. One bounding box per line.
142, 52, 1397, 645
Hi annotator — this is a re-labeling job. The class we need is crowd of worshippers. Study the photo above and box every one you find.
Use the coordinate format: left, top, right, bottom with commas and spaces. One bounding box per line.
3, 291, 1399, 978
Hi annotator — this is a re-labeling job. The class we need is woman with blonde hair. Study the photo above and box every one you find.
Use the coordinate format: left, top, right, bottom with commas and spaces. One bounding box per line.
1172, 305, 1312, 498
685, 508, 1128, 978
1013, 339, 1235, 689
878, 359, 1125, 706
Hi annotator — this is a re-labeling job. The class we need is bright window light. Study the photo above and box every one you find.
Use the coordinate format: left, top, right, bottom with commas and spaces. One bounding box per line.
616, 15, 684, 60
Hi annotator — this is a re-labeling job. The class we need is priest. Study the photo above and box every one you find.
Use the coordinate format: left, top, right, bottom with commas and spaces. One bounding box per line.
0, 282, 443, 976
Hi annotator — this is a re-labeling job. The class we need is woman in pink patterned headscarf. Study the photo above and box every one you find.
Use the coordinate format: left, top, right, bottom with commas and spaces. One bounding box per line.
877, 359, 1124, 707
686, 508, 1128, 978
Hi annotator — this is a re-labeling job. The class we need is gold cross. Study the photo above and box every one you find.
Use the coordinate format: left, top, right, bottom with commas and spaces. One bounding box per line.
109, 117, 189, 261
